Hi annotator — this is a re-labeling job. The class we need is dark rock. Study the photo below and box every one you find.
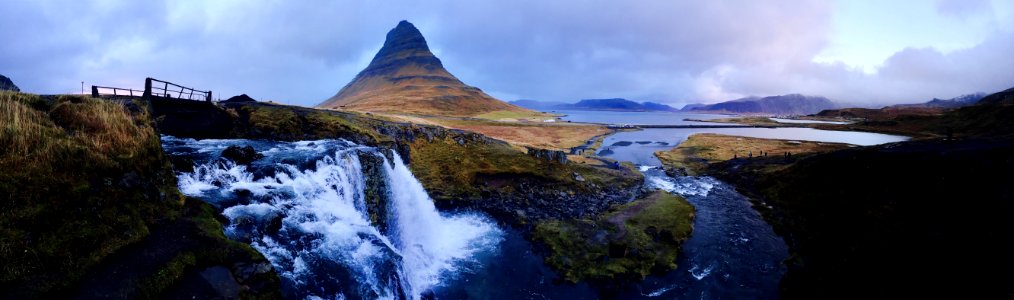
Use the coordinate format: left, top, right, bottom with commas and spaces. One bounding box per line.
199, 266, 242, 299
611, 141, 633, 146
221, 94, 257, 103
359, 152, 393, 233
664, 166, 688, 177
168, 155, 196, 173
0, 74, 19, 92
221, 145, 263, 165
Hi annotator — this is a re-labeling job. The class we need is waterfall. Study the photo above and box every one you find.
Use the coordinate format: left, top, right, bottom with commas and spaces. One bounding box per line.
165, 137, 501, 300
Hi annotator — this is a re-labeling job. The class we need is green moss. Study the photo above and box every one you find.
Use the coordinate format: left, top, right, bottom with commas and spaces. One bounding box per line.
533, 191, 695, 282
138, 252, 197, 298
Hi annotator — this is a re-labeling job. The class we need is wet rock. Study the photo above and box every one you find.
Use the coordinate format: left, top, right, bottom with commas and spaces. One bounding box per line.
221, 145, 263, 165
664, 166, 688, 177
573, 172, 586, 182
199, 266, 242, 299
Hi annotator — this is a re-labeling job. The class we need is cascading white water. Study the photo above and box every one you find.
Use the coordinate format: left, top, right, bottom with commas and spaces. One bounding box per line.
165, 137, 502, 300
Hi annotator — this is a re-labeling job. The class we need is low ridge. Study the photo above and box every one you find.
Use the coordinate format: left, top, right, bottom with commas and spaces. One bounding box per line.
318, 21, 531, 117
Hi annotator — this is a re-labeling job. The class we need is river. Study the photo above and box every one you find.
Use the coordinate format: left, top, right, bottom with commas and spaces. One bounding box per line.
160, 110, 909, 299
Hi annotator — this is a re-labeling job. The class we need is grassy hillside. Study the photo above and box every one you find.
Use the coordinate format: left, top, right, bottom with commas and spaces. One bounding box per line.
0, 92, 278, 298
740, 138, 1014, 298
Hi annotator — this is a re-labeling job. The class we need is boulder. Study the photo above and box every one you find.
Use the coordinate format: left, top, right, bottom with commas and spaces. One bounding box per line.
221, 145, 263, 165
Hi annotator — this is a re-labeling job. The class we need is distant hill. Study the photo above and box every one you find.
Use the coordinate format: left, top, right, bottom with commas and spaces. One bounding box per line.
0, 74, 19, 92
978, 87, 1014, 105
509, 99, 568, 110
513, 98, 680, 112
888, 93, 986, 109
641, 101, 680, 112
680, 103, 706, 111
317, 21, 531, 117
688, 94, 835, 115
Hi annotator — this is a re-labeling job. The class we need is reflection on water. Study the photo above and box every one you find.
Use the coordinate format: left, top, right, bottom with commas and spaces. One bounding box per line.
599, 127, 909, 166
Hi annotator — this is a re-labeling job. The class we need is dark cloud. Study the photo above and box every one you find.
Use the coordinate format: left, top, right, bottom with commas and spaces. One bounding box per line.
0, 0, 1011, 107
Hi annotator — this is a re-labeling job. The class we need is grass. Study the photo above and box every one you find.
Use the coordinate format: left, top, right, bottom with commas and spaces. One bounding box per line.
532, 191, 695, 282
473, 110, 558, 121
0, 91, 277, 298
654, 133, 852, 175
407, 133, 629, 199
421, 118, 606, 150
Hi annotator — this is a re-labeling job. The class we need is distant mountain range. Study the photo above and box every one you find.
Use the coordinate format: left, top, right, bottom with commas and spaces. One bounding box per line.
887, 93, 986, 109
684, 94, 836, 115
510, 98, 680, 112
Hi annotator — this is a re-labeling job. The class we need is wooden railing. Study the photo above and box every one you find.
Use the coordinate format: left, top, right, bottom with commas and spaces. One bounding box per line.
92, 85, 143, 98
143, 77, 212, 102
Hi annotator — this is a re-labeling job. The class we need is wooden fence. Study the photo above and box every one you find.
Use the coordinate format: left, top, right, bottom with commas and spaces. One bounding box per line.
91, 85, 143, 98
144, 77, 212, 102
90, 78, 213, 102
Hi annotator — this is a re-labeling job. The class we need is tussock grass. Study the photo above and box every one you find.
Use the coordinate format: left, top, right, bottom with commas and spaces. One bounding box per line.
0, 91, 179, 296
1, 92, 157, 171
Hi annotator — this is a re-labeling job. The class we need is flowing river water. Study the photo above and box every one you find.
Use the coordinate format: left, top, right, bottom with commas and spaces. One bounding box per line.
161, 111, 909, 299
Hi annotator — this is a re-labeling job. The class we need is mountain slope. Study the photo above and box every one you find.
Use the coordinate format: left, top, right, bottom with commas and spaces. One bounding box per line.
888, 93, 986, 109
317, 21, 530, 117
689, 94, 835, 115
0, 74, 19, 92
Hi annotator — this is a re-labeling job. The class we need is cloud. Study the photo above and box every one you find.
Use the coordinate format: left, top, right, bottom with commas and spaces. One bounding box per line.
0, 0, 1010, 107
936, 0, 992, 20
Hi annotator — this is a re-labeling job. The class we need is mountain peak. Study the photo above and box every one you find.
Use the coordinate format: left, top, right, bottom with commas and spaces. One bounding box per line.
317, 21, 531, 117
377, 20, 430, 58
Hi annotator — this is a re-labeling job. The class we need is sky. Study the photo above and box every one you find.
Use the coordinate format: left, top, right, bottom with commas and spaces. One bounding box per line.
1, 0, 1012, 107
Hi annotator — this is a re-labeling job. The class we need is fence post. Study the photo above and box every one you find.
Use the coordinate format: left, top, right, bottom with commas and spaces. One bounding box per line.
91, 86, 99, 98
143, 78, 152, 98
206, 91, 213, 102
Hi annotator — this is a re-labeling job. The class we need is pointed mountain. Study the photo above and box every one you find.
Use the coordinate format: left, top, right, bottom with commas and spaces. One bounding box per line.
318, 21, 531, 117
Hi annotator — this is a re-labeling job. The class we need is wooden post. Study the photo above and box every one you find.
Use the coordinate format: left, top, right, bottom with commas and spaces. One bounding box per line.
206, 91, 212, 102
91, 86, 99, 98
144, 78, 152, 98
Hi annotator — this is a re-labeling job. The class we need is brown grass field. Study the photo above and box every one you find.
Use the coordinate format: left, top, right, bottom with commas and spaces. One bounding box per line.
655, 133, 853, 175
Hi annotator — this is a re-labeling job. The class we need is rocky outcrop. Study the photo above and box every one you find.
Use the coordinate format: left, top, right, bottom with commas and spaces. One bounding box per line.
0, 74, 19, 92
317, 20, 531, 117
526, 147, 568, 164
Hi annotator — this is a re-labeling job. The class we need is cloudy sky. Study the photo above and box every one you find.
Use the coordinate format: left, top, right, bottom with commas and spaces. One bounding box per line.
2, 0, 1013, 107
